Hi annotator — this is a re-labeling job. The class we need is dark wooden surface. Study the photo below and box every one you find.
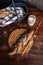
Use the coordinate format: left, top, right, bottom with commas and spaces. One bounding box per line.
0, 4, 43, 65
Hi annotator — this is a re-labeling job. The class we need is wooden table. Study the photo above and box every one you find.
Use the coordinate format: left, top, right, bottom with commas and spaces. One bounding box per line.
0, 4, 43, 65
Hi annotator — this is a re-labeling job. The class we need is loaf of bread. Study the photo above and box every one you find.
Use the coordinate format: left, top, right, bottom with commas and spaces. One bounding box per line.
8, 28, 27, 48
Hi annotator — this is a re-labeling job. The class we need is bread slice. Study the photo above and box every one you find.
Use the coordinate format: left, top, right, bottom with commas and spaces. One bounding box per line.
0, 10, 9, 18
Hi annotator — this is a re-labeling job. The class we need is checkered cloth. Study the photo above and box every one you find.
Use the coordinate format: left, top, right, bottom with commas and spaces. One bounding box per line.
0, 5, 25, 27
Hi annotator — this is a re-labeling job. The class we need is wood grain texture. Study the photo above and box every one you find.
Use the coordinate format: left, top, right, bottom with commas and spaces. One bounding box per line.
0, 4, 43, 65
